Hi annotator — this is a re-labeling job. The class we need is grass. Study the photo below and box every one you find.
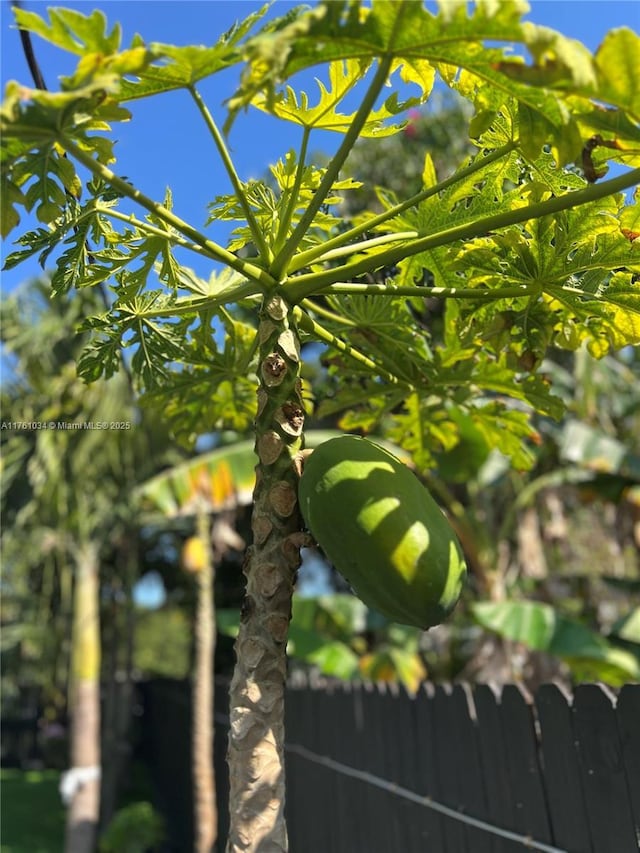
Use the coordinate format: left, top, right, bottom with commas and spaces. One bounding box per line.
0, 769, 64, 853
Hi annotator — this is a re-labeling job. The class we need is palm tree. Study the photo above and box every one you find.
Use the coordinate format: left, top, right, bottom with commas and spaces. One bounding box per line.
1, 278, 177, 852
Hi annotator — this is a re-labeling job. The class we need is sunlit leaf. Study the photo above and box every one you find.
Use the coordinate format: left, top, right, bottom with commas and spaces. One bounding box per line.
594, 28, 640, 120
13, 6, 121, 56
118, 4, 270, 101
253, 58, 426, 136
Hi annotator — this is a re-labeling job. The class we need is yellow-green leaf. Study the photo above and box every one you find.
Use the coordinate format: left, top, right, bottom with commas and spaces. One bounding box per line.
253, 58, 418, 136
595, 28, 640, 120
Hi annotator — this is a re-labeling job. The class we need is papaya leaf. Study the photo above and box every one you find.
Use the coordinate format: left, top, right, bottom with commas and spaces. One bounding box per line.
117, 4, 270, 100
253, 58, 426, 136
6, 141, 77, 228
443, 188, 640, 357
0, 174, 25, 238
457, 404, 539, 472
207, 151, 358, 254
229, 0, 605, 163
115, 190, 183, 293
12, 6, 121, 56
12, 6, 154, 93
139, 316, 259, 444
383, 393, 460, 471
51, 215, 94, 292
593, 28, 640, 120
224, 2, 333, 131
3, 224, 62, 271
76, 325, 123, 382
545, 274, 640, 355
432, 408, 492, 482
1, 80, 124, 236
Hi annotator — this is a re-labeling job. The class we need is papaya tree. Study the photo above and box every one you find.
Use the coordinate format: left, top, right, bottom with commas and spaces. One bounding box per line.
136, 429, 348, 849
2, 3, 639, 850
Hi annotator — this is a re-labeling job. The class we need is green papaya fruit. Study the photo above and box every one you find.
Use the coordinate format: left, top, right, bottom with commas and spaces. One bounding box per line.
298, 435, 466, 629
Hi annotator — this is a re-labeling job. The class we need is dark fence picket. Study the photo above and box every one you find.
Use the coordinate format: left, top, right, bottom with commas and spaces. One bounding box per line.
473, 684, 523, 853
534, 682, 593, 852
383, 682, 417, 853
372, 684, 402, 852
449, 683, 492, 853
392, 684, 426, 852
345, 681, 373, 853
432, 684, 467, 853
573, 684, 639, 853
500, 685, 553, 846
313, 680, 342, 852
413, 682, 448, 850
283, 681, 303, 852
364, 682, 398, 853
213, 676, 230, 849
618, 684, 640, 846
139, 679, 195, 851
331, 682, 359, 851
298, 678, 326, 851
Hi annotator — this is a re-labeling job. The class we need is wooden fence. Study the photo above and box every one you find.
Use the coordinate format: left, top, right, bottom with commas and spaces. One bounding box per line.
284, 679, 640, 853
139, 677, 640, 852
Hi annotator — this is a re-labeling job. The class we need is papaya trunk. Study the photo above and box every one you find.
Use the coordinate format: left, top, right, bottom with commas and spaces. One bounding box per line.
65, 542, 101, 853
193, 506, 218, 853
226, 296, 306, 852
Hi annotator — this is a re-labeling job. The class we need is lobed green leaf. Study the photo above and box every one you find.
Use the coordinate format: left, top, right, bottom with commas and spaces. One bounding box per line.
253, 57, 428, 136
12, 6, 121, 56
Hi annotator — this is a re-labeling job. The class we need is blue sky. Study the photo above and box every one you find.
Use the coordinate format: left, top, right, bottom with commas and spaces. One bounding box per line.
1, 0, 639, 295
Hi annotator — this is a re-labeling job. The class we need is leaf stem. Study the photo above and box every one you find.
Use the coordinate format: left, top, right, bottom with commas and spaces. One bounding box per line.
309, 231, 419, 265
95, 206, 217, 260
120, 280, 263, 317
271, 56, 394, 278
325, 283, 542, 299
293, 306, 407, 387
188, 84, 271, 261
57, 135, 277, 290
300, 298, 357, 327
273, 127, 311, 254
285, 167, 640, 301
289, 141, 518, 273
